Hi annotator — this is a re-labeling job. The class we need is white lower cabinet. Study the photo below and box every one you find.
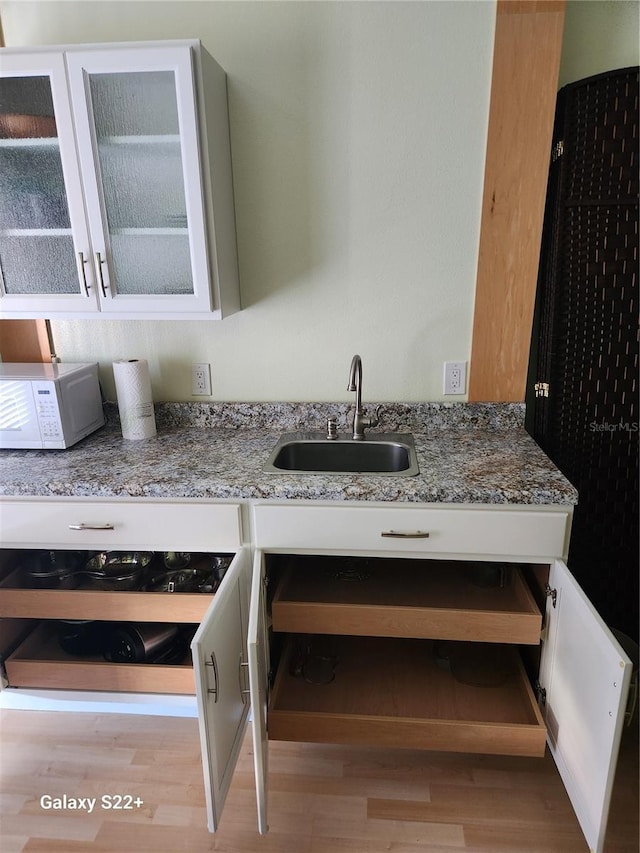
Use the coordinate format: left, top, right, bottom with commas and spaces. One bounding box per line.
190, 539, 269, 833
191, 547, 253, 832
213, 503, 631, 853
0, 497, 257, 835
0, 499, 632, 852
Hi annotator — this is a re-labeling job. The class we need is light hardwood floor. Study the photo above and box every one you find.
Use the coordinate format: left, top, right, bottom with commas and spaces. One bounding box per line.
0, 709, 637, 853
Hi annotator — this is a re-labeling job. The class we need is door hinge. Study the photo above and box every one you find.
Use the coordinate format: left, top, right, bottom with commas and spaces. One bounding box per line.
534, 382, 550, 398
552, 140, 564, 161
545, 584, 557, 608
535, 681, 547, 706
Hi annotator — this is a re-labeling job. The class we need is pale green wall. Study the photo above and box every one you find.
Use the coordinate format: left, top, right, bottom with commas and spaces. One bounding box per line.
559, 0, 640, 87
1, 0, 497, 402
5, 1, 637, 403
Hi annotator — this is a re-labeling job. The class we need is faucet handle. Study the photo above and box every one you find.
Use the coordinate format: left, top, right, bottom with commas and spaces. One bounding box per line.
361, 405, 382, 433
326, 417, 338, 440
370, 405, 382, 430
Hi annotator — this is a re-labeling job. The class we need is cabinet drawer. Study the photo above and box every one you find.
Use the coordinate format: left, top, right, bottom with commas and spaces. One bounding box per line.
271, 558, 542, 645
0, 500, 242, 551
4, 622, 195, 695
268, 636, 546, 757
254, 504, 570, 560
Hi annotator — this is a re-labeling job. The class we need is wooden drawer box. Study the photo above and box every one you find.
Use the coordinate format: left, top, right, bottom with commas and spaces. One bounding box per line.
0, 567, 215, 623
0, 586, 214, 624
268, 636, 546, 757
4, 622, 195, 695
253, 504, 570, 561
271, 557, 542, 645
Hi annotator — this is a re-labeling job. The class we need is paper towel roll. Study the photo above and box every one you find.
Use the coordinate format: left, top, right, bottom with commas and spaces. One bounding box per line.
113, 359, 157, 440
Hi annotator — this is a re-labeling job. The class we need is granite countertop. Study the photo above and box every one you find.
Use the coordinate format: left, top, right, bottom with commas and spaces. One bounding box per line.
0, 402, 578, 505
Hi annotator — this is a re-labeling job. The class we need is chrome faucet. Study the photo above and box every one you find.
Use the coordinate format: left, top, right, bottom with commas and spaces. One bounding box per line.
347, 354, 380, 440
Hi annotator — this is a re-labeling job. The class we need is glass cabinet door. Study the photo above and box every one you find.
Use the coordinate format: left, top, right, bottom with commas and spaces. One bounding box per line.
66, 46, 212, 313
0, 54, 97, 312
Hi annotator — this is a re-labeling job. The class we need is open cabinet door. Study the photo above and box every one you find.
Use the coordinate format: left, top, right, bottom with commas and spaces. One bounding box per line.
248, 550, 269, 833
540, 559, 632, 853
191, 548, 251, 832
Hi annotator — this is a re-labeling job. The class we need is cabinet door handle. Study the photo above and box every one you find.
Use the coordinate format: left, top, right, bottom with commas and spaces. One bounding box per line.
68, 522, 115, 531
239, 656, 250, 703
95, 251, 109, 298
381, 530, 430, 539
206, 652, 219, 702
77, 252, 90, 296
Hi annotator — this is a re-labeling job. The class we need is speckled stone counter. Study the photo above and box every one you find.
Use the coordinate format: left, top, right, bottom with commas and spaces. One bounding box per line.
0, 402, 578, 505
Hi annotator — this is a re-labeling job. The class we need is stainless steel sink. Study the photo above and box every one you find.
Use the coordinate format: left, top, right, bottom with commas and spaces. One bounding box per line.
264, 433, 419, 476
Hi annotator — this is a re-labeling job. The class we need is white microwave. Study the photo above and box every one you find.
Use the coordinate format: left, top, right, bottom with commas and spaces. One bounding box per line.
0, 362, 105, 449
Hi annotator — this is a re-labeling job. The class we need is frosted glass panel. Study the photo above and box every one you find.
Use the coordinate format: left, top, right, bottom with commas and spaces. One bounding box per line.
0, 75, 77, 296
0, 75, 55, 128
0, 146, 70, 230
110, 234, 193, 295
0, 235, 77, 294
90, 71, 180, 137
98, 140, 186, 229
88, 70, 194, 297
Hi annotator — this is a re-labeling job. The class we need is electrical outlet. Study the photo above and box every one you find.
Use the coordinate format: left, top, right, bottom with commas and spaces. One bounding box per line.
443, 361, 466, 395
191, 363, 212, 396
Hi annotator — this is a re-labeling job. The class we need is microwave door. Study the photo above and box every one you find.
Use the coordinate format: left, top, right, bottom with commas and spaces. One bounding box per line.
0, 381, 43, 449
61, 371, 104, 438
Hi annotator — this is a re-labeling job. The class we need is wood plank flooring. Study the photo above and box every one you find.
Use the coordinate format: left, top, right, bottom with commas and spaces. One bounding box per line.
0, 709, 637, 852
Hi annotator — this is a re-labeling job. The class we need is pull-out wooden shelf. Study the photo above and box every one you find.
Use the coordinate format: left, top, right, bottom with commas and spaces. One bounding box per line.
0, 584, 213, 624
268, 636, 546, 757
272, 558, 542, 645
0, 568, 215, 623
4, 623, 195, 695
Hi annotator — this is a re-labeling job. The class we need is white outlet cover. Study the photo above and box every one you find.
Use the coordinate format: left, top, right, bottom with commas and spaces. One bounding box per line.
191, 363, 212, 396
443, 361, 467, 395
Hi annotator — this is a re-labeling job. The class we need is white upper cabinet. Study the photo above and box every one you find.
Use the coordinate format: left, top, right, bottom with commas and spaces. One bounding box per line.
0, 52, 94, 314
0, 41, 240, 319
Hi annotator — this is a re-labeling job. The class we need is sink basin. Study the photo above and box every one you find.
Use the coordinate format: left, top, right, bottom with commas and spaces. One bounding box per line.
264, 433, 419, 476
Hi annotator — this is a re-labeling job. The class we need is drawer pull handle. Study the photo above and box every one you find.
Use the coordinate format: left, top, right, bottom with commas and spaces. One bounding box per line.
381, 530, 430, 539
68, 523, 115, 531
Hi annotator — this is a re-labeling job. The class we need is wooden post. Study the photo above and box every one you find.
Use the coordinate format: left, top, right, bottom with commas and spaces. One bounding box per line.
468, 0, 565, 402
0, 320, 52, 362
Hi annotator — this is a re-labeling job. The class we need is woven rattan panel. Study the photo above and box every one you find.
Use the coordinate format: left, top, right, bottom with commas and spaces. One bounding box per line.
564, 70, 639, 202
529, 68, 639, 641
